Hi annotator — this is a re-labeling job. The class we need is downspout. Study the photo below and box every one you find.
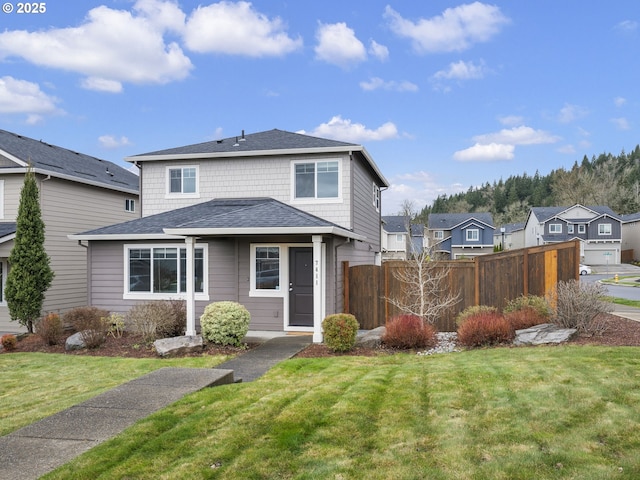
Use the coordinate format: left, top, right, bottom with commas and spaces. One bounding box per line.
77, 240, 90, 305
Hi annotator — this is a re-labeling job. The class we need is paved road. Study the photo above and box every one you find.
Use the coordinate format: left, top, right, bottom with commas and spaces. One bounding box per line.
581, 272, 640, 301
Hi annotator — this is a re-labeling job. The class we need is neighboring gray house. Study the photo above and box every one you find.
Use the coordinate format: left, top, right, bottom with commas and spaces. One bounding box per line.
427, 213, 495, 259
71, 129, 389, 343
621, 212, 640, 261
493, 222, 525, 251
381, 216, 426, 260
524, 204, 622, 264
0, 129, 140, 333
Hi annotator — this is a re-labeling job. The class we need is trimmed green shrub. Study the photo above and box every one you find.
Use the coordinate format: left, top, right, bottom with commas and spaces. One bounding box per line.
63, 306, 110, 349
457, 311, 514, 347
35, 312, 63, 345
456, 305, 499, 327
200, 301, 251, 346
503, 295, 552, 320
1, 334, 17, 351
504, 307, 547, 331
322, 313, 359, 352
382, 314, 437, 349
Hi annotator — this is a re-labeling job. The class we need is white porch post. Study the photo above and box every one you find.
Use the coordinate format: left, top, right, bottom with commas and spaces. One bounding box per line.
312, 235, 324, 343
185, 236, 197, 336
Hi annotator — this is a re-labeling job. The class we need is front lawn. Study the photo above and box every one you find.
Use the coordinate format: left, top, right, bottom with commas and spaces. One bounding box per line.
42, 346, 640, 479
0, 352, 229, 436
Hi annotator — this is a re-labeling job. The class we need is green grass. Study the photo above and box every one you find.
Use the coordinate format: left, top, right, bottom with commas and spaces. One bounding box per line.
0, 352, 229, 436
35, 346, 640, 479
606, 296, 640, 308
601, 275, 640, 287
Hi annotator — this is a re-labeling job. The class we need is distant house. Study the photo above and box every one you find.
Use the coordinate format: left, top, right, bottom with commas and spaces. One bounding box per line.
493, 222, 525, 251
524, 204, 621, 264
381, 216, 426, 260
0, 129, 140, 333
427, 212, 495, 259
70, 129, 389, 343
620, 212, 640, 262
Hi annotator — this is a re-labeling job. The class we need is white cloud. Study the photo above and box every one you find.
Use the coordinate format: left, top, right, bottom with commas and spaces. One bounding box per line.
498, 115, 524, 126
384, 3, 509, 54
183, 1, 302, 56
557, 144, 576, 154
314, 22, 367, 68
453, 143, 515, 162
302, 115, 399, 142
473, 126, 560, 145
359, 77, 418, 92
382, 171, 465, 215
557, 103, 589, 123
0, 76, 61, 118
81, 77, 123, 93
614, 96, 627, 107
0, 2, 193, 92
432, 59, 488, 80
615, 20, 638, 32
98, 135, 132, 149
611, 117, 630, 130
368, 40, 389, 61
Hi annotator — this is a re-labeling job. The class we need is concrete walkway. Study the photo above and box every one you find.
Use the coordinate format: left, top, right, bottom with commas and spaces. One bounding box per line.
611, 304, 640, 323
0, 333, 312, 480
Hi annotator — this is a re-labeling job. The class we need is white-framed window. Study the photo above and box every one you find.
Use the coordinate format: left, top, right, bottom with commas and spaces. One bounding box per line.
250, 245, 284, 297
567, 224, 574, 234
578, 224, 586, 234
124, 244, 208, 299
598, 223, 612, 235
434, 230, 444, 240
125, 198, 136, 213
466, 229, 479, 241
166, 166, 198, 197
0, 180, 4, 220
396, 234, 404, 242
372, 183, 380, 212
549, 224, 562, 234
292, 159, 340, 201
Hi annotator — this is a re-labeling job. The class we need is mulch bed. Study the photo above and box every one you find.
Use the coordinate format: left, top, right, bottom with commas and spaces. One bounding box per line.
2, 313, 640, 359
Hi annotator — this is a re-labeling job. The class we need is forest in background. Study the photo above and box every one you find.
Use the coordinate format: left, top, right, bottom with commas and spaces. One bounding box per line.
415, 145, 640, 227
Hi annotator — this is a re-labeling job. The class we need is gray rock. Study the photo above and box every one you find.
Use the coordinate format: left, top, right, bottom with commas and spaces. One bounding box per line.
355, 326, 386, 348
65, 332, 86, 351
514, 323, 577, 346
154, 335, 204, 357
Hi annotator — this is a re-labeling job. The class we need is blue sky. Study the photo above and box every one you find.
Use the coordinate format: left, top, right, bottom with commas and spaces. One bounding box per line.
1, 1, 639, 214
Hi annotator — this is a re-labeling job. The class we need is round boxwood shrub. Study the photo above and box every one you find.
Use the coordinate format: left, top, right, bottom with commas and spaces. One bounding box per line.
200, 301, 250, 346
322, 313, 359, 352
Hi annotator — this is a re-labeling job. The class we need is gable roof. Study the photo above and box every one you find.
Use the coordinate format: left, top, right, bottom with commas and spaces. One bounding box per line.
70, 197, 366, 241
0, 129, 139, 194
428, 212, 494, 230
621, 212, 640, 223
495, 222, 525, 234
127, 128, 388, 187
530, 205, 620, 223
382, 215, 409, 233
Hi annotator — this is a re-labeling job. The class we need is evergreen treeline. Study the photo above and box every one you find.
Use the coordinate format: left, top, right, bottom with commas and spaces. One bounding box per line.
416, 146, 640, 227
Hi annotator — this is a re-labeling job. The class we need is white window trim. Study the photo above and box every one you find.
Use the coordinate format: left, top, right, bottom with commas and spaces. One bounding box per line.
125, 198, 136, 213
434, 230, 444, 240
549, 223, 562, 233
250, 244, 284, 298
290, 158, 342, 204
578, 224, 586, 234
598, 223, 612, 235
466, 229, 479, 241
0, 180, 4, 220
372, 183, 380, 212
165, 165, 200, 199
567, 224, 574, 234
123, 243, 209, 301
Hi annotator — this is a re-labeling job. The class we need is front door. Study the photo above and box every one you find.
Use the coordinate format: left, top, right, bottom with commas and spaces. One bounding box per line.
289, 247, 313, 327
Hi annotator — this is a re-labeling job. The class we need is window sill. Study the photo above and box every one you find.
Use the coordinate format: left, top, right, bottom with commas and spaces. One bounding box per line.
249, 289, 285, 298
123, 293, 210, 301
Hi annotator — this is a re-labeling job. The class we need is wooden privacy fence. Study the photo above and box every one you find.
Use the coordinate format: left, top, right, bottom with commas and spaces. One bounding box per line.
344, 240, 580, 332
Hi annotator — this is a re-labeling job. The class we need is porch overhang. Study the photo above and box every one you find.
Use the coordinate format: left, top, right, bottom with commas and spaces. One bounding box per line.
162, 226, 366, 241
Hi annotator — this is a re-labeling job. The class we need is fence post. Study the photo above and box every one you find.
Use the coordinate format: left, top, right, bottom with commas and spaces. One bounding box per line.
383, 261, 389, 325
474, 256, 480, 306
523, 248, 529, 296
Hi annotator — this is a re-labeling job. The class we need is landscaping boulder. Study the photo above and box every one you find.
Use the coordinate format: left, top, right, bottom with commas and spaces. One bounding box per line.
514, 323, 577, 346
355, 326, 386, 348
65, 331, 86, 351
154, 335, 204, 357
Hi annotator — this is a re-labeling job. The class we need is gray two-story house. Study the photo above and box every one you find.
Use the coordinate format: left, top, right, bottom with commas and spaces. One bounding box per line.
0, 129, 140, 333
71, 129, 389, 342
524, 205, 622, 264
427, 212, 495, 259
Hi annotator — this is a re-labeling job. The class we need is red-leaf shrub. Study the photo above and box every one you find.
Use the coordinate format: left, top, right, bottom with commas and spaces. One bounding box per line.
457, 311, 514, 347
382, 314, 437, 349
35, 312, 63, 346
504, 307, 547, 332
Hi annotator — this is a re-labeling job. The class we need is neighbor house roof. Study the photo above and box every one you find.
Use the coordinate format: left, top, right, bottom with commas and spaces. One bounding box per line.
382, 215, 410, 233
70, 198, 366, 241
0, 222, 16, 244
496, 222, 525, 234
127, 128, 389, 187
0, 129, 139, 194
530, 205, 620, 223
428, 212, 494, 230
621, 212, 640, 223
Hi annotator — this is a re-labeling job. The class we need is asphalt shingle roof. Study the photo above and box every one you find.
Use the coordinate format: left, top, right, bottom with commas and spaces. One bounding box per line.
428, 212, 494, 229
382, 215, 410, 233
0, 129, 139, 193
76, 198, 348, 236
531, 205, 620, 222
0, 222, 16, 240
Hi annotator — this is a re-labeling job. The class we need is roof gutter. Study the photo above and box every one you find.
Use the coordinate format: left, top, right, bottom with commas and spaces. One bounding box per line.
162, 226, 367, 241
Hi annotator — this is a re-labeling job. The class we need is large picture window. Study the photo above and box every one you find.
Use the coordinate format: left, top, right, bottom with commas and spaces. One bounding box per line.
294, 160, 339, 199
127, 245, 205, 296
598, 223, 612, 235
549, 224, 562, 234
167, 166, 197, 195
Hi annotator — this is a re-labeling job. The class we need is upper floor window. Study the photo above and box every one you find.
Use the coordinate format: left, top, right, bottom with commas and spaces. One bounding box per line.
549, 224, 562, 234
396, 234, 404, 242
125, 198, 136, 213
598, 223, 612, 235
434, 230, 444, 240
372, 183, 380, 212
578, 224, 586, 234
567, 224, 574, 234
167, 166, 198, 196
293, 160, 339, 200
466, 229, 479, 241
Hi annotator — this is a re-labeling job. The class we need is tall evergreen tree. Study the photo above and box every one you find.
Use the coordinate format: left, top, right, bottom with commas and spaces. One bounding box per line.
5, 168, 54, 333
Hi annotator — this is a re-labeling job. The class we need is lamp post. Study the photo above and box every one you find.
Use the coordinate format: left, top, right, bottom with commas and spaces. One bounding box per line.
500, 227, 505, 251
